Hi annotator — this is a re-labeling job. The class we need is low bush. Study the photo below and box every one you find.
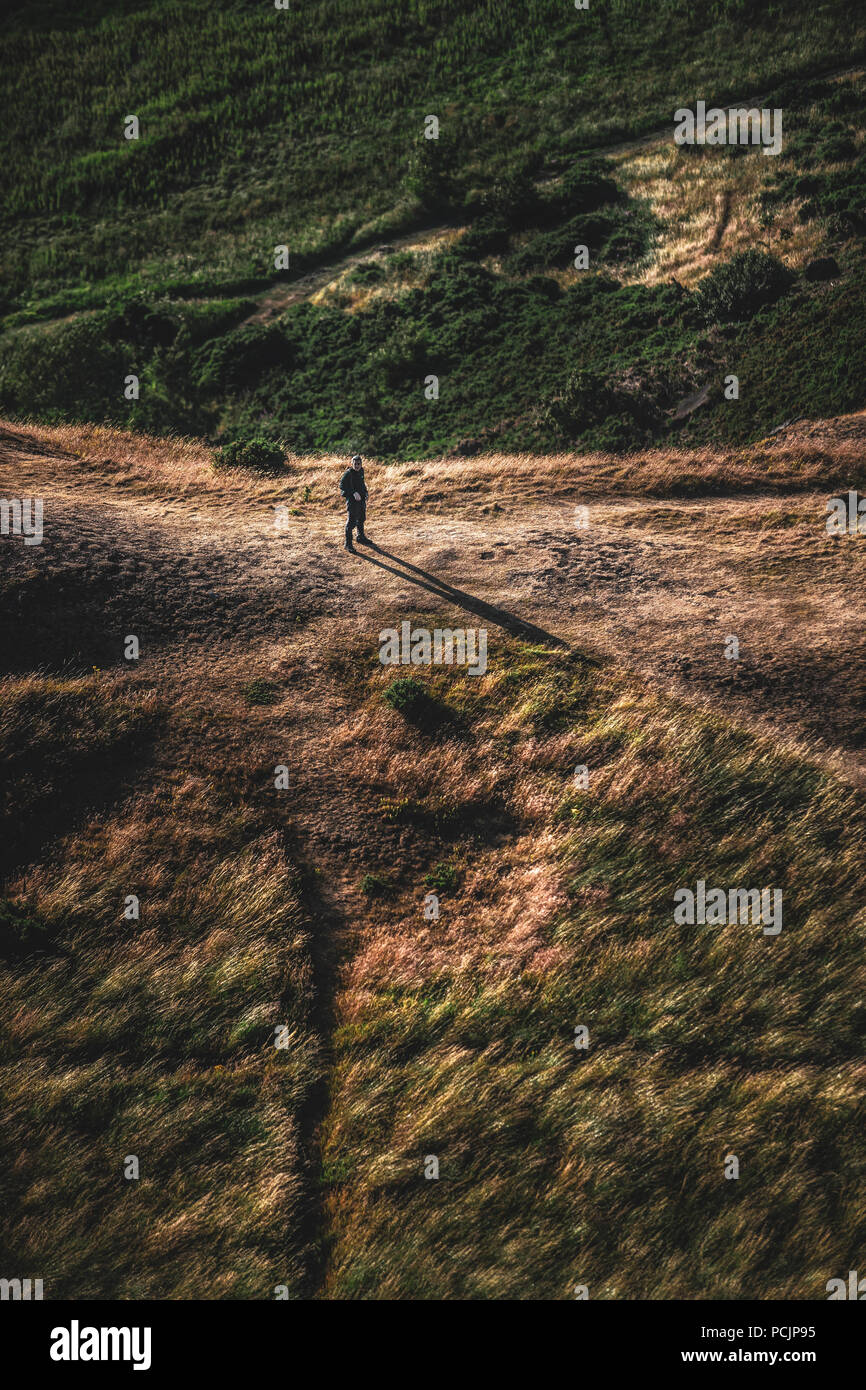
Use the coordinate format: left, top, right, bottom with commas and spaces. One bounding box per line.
350, 261, 386, 286
694, 250, 794, 324
213, 437, 286, 475
456, 215, 512, 260
383, 677, 428, 714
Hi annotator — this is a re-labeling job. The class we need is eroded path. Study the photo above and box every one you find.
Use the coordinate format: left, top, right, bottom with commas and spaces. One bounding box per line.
3, 420, 865, 782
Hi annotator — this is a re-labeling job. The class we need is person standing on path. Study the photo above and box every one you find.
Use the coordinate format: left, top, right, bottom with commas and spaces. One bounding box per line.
340, 454, 370, 552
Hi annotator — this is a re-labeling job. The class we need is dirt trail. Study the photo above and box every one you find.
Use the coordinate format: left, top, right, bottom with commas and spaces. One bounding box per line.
242, 222, 462, 326
239, 59, 866, 324
4, 420, 866, 1296
3, 424, 866, 783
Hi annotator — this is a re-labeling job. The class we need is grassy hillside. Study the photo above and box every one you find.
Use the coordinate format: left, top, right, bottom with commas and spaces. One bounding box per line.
4, 629, 863, 1298
2, 418, 866, 1297
2, 0, 860, 303
323, 642, 866, 1298
1, 1, 866, 455
0, 673, 323, 1298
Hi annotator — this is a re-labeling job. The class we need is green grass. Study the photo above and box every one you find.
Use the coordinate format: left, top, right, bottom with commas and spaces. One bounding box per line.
241, 678, 280, 705
2, 2, 866, 455
360, 872, 392, 897
3, 0, 862, 310
424, 861, 459, 892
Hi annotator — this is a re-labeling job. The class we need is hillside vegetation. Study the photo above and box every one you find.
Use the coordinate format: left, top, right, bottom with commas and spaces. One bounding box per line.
2, 0, 866, 1301
1, 1, 866, 455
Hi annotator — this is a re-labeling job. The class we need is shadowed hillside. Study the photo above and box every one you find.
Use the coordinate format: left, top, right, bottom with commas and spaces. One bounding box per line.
2, 416, 865, 1297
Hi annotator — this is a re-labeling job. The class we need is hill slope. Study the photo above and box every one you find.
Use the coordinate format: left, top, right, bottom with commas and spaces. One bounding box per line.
2, 3, 866, 455
2, 418, 865, 1297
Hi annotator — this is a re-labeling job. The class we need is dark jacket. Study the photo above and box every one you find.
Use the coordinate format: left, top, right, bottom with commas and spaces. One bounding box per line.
339, 467, 368, 504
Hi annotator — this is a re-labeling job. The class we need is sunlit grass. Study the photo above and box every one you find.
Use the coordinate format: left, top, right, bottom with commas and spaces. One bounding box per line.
321, 642, 866, 1298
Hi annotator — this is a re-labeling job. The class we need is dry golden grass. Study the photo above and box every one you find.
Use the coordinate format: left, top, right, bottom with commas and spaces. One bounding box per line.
610, 141, 823, 288
610, 74, 866, 288
4, 413, 866, 1299
0, 671, 323, 1299
320, 643, 866, 1299
5, 413, 866, 514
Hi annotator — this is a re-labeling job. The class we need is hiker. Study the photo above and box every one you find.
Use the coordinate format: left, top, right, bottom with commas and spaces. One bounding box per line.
340, 453, 371, 552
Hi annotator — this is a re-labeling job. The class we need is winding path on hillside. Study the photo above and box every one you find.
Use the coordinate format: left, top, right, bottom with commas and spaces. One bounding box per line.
13, 59, 865, 340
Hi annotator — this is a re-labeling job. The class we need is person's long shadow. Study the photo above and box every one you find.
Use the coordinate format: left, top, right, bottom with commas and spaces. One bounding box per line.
357, 541, 593, 655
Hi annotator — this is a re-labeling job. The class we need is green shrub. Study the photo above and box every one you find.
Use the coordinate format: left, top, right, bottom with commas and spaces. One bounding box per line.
195, 324, 294, 393
481, 165, 543, 230
0, 898, 53, 960
387, 250, 418, 275
350, 260, 386, 286
0, 316, 127, 421
815, 127, 858, 164
507, 204, 656, 274
694, 250, 794, 324
404, 133, 462, 213
383, 677, 428, 714
360, 873, 391, 896
544, 364, 666, 446
103, 293, 178, 348
456, 215, 512, 259
555, 157, 620, 216
375, 324, 434, 386
424, 861, 459, 891
213, 437, 285, 475
241, 678, 278, 705
822, 84, 862, 116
